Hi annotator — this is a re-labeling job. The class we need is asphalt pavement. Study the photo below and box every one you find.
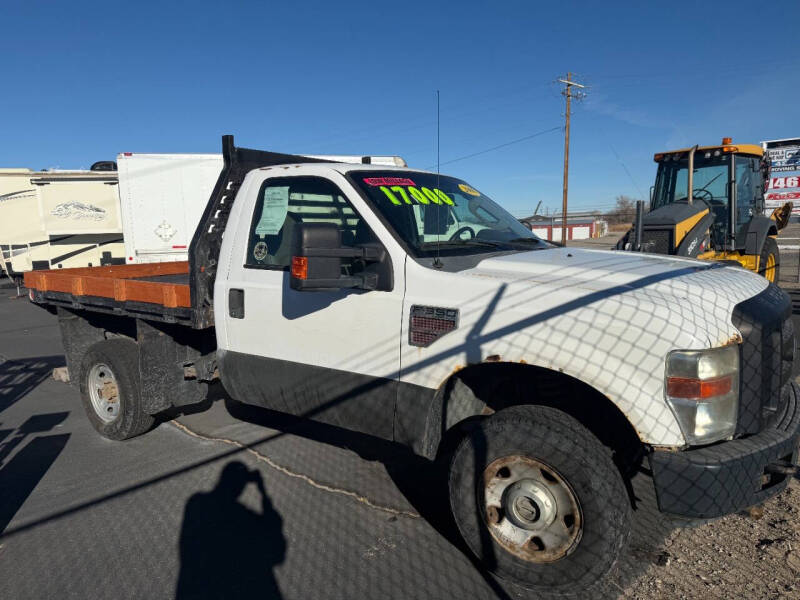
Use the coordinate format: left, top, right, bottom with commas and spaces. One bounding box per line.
0, 288, 506, 599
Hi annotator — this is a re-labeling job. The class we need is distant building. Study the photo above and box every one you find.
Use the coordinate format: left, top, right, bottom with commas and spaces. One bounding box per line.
519, 214, 608, 242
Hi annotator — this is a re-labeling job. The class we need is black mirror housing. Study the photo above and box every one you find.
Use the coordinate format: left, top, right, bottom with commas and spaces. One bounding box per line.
294, 223, 342, 285
289, 223, 391, 292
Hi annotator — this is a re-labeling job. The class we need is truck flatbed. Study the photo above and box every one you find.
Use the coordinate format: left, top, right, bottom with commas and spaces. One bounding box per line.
24, 262, 194, 324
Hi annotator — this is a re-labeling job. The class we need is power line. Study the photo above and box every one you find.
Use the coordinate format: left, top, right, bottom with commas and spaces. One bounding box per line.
607, 141, 646, 199
425, 125, 562, 169
301, 82, 555, 150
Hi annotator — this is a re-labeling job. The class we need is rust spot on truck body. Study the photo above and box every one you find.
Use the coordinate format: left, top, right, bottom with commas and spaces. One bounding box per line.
722, 332, 743, 346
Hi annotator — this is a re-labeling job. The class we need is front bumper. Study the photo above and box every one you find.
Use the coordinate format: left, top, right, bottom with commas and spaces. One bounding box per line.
649, 381, 800, 519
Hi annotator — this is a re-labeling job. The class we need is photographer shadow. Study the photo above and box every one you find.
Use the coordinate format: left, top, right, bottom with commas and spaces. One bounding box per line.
176, 460, 286, 599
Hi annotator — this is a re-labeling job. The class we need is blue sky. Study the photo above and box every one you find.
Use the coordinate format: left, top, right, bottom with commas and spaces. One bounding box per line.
2, 0, 799, 217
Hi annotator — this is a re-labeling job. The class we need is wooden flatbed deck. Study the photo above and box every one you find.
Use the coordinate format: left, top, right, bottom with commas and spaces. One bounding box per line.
24, 261, 191, 308
23, 261, 202, 326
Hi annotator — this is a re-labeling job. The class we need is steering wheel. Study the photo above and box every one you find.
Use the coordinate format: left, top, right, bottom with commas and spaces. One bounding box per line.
691, 189, 713, 202
449, 226, 476, 241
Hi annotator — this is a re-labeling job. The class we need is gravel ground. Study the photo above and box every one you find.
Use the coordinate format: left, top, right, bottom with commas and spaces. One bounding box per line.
622, 479, 800, 599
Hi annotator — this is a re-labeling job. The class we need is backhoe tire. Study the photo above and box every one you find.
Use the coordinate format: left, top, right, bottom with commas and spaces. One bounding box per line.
79, 338, 154, 440
448, 405, 630, 596
759, 237, 779, 283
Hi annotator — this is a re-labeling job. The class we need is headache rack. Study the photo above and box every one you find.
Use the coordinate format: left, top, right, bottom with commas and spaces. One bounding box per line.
188, 135, 332, 327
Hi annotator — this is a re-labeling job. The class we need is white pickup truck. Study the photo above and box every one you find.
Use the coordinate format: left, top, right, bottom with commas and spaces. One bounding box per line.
26, 136, 800, 595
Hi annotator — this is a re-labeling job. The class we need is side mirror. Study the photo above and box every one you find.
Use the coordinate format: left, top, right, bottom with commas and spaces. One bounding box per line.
289, 222, 388, 292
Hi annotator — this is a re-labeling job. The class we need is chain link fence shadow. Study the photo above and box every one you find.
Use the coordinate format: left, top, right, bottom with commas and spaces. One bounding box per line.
3, 248, 795, 598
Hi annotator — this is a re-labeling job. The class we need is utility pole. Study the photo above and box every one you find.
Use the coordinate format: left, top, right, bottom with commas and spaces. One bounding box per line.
558, 72, 586, 245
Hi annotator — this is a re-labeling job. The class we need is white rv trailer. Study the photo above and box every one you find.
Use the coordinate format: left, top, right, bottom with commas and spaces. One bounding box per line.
0, 167, 124, 282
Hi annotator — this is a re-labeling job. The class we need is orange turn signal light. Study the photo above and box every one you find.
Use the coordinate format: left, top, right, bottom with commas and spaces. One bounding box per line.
722, 145, 739, 153
291, 256, 308, 280
667, 375, 732, 399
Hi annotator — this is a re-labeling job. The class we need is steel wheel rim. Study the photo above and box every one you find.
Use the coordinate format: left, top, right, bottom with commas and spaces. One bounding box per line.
88, 363, 121, 423
765, 253, 776, 282
483, 455, 583, 563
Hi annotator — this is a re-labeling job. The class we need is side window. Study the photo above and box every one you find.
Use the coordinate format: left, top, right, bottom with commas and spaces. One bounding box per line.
245, 176, 374, 270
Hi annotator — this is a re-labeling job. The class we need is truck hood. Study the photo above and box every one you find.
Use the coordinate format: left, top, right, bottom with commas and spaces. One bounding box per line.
403, 247, 772, 446
466, 247, 718, 290
461, 247, 769, 348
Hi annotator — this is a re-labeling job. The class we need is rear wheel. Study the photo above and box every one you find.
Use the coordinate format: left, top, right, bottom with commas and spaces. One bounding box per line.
448, 405, 630, 595
79, 338, 153, 440
759, 237, 779, 283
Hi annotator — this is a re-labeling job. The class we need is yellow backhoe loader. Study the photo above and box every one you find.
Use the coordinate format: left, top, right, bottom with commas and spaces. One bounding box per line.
617, 138, 792, 282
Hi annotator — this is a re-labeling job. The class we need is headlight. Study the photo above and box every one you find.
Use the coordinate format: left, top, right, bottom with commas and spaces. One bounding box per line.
665, 345, 739, 445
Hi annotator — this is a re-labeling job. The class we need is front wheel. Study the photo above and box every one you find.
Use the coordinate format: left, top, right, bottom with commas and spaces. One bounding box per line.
759, 237, 780, 283
448, 405, 630, 595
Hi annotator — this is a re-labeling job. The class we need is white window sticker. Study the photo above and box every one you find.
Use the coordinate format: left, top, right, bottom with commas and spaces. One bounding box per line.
255, 186, 289, 236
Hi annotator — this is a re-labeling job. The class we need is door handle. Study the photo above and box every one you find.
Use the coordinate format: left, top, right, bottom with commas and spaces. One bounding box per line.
229, 288, 245, 319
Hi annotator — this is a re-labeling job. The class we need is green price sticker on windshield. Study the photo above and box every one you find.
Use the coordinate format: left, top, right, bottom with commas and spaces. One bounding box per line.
379, 185, 455, 206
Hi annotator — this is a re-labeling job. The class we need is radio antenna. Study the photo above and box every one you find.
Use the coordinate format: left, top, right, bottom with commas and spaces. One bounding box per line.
433, 90, 443, 269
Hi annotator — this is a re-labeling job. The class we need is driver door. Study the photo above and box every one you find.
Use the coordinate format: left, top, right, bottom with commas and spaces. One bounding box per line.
220, 175, 403, 440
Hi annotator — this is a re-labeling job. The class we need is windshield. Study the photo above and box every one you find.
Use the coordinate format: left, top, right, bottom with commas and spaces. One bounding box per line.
348, 170, 548, 258
652, 153, 730, 210
653, 153, 763, 243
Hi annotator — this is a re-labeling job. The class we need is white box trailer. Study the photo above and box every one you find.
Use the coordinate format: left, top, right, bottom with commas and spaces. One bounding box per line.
117, 153, 224, 263
0, 167, 124, 281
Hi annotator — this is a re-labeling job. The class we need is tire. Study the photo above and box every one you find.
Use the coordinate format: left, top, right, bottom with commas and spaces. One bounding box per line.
448, 405, 630, 596
79, 338, 154, 440
758, 236, 779, 283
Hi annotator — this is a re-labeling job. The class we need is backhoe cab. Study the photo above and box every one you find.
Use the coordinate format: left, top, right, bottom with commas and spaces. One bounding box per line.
617, 138, 792, 282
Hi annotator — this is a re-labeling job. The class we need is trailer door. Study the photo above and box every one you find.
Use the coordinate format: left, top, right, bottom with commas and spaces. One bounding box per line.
117, 154, 223, 263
